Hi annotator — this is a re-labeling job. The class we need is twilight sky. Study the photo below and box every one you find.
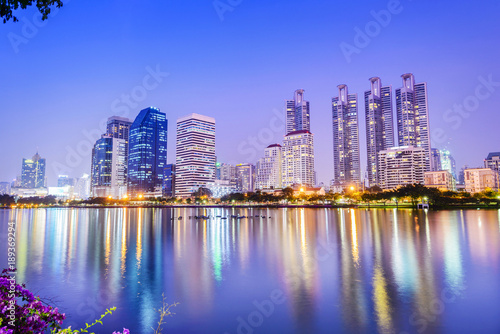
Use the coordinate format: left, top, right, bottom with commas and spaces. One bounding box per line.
1, 0, 499, 186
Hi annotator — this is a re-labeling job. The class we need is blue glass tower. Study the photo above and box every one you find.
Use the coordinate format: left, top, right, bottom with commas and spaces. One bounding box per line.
128, 107, 168, 196
162, 164, 176, 197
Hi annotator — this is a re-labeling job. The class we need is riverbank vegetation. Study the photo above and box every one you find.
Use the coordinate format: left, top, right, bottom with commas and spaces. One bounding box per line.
2, 184, 500, 209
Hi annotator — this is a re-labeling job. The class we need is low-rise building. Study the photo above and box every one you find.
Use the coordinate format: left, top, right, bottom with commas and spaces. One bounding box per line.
424, 170, 456, 191
378, 146, 426, 190
464, 168, 499, 193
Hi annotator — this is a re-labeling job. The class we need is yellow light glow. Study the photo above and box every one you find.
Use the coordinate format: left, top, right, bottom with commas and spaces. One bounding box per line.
350, 186, 355, 191
138, 194, 143, 199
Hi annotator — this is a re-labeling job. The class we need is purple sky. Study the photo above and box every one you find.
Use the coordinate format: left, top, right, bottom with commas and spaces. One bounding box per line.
1, 0, 499, 186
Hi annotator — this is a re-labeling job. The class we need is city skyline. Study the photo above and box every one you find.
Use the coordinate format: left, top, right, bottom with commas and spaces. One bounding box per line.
1, 1, 499, 186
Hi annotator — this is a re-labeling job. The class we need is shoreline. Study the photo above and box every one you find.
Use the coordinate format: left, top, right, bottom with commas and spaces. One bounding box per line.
2, 203, 499, 210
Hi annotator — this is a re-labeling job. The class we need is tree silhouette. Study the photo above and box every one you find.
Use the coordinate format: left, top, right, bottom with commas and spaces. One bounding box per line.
1, 0, 63, 23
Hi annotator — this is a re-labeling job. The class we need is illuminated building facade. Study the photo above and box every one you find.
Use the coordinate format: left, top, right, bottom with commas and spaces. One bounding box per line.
91, 136, 128, 198
127, 107, 168, 197
175, 113, 216, 198
282, 130, 315, 187
395, 73, 431, 171
464, 168, 499, 193
365, 77, 394, 186
20, 152, 46, 188
256, 144, 283, 190
378, 146, 426, 190
332, 84, 361, 185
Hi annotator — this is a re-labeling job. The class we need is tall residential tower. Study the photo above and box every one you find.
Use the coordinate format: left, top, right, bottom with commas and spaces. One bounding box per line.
364, 77, 394, 186
175, 113, 216, 198
332, 84, 361, 186
395, 74, 431, 171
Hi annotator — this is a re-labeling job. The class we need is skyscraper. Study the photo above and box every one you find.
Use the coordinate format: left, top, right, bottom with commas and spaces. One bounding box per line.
163, 164, 176, 197
216, 162, 237, 188
235, 163, 256, 193
364, 77, 394, 186
127, 107, 168, 197
282, 130, 315, 187
286, 89, 310, 134
58, 175, 75, 187
256, 144, 282, 190
91, 135, 128, 198
484, 152, 500, 177
332, 84, 361, 185
395, 74, 431, 171
20, 152, 46, 188
440, 150, 457, 180
106, 116, 133, 165
430, 148, 442, 172
175, 113, 216, 198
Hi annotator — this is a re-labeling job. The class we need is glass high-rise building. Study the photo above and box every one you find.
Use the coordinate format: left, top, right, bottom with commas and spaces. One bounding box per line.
91, 136, 128, 198
175, 113, 216, 198
395, 73, 431, 171
364, 77, 394, 186
440, 150, 456, 180
163, 164, 176, 197
20, 152, 46, 188
286, 89, 310, 134
430, 148, 442, 172
332, 84, 361, 185
236, 163, 256, 193
127, 107, 168, 196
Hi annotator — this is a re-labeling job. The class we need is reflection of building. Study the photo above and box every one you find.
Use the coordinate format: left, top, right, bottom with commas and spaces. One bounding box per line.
424, 171, 456, 191
91, 136, 128, 198
163, 164, 176, 197
235, 163, 255, 193
0, 182, 11, 195
175, 113, 216, 198
365, 77, 394, 186
20, 152, 46, 188
282, 130, 315, 187
378, 146, 426, 190
128, 107, 168, 197
395, 74, 431, 171
430, 148, 441, 172
332, 84, 361, 185
484, 152, 500, 177
464, 168, 499, 193
256, 144, 282, 190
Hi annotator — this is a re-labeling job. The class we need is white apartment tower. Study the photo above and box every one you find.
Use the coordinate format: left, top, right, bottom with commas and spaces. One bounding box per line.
378, 146, 426, 190
256, 144, 282, 190
332, 84, 361, 185
364, 77, 395, 186
282, 130, 315, 187
395, 73, 431, 171
175, 113, 216, 198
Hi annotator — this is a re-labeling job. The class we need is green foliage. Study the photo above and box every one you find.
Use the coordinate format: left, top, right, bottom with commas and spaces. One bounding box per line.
1, 0, 63, 23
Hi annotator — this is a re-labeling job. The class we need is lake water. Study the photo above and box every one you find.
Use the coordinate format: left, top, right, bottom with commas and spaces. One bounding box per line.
1, 207, 500, 333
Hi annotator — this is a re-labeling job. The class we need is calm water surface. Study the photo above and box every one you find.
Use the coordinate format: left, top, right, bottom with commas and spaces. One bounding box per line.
1, 208, 500, 333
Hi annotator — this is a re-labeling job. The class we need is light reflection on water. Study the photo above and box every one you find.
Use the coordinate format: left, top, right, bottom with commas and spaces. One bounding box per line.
1, 208, 500, 333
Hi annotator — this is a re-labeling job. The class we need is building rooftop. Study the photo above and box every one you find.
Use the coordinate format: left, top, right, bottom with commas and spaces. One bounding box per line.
486, 152, 500, 160
285, 130, 312, 136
